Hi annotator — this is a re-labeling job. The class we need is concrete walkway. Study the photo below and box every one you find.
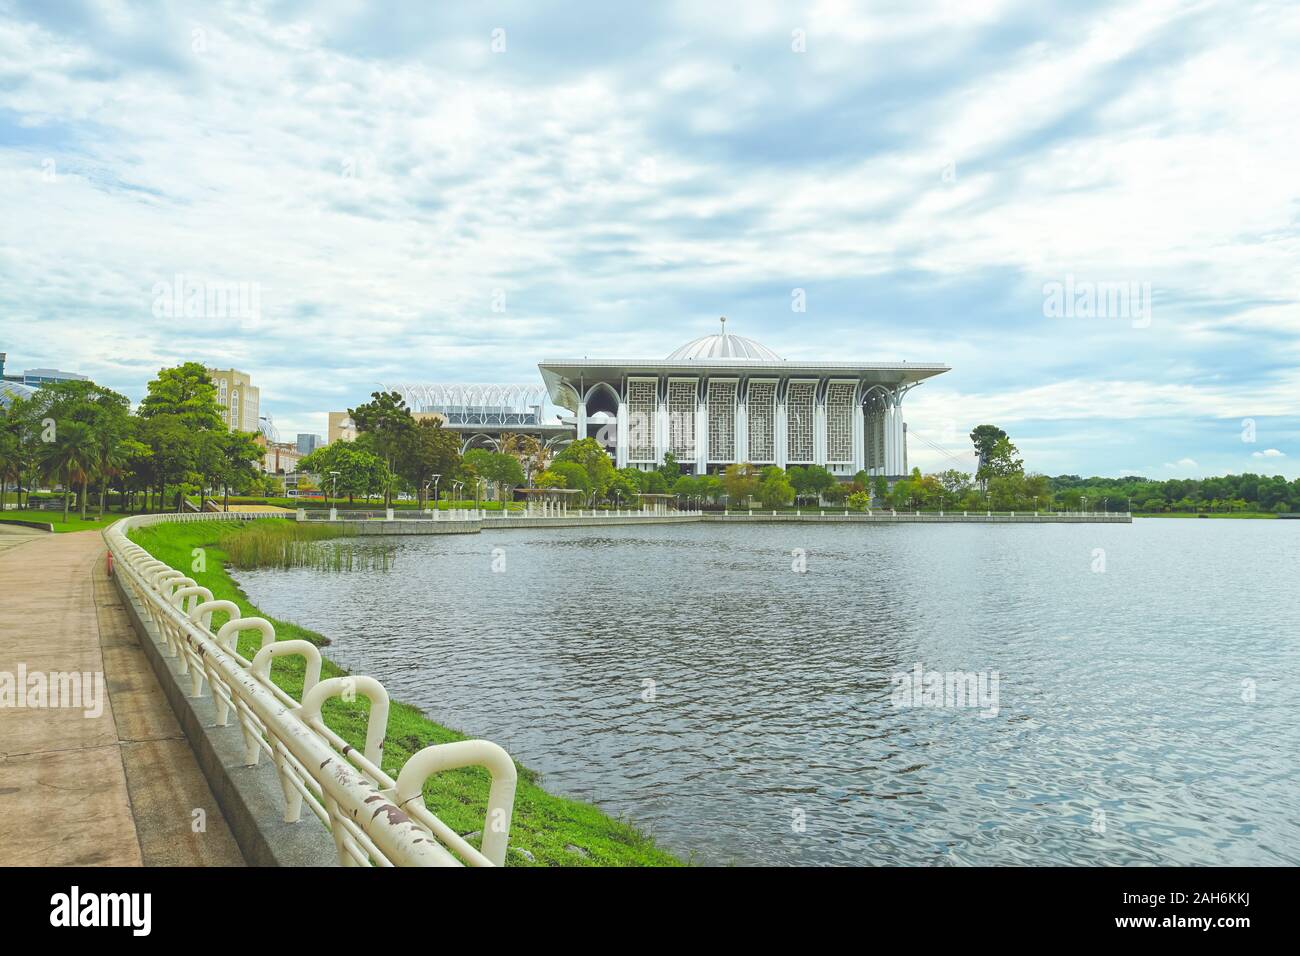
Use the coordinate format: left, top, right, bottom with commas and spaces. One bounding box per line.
0, 530, 243, 866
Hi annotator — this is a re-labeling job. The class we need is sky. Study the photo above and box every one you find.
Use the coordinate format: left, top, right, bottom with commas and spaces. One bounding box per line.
1, 0, 1297, 479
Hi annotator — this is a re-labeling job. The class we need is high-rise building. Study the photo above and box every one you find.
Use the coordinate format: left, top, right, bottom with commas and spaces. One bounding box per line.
206, 367, 260, 432
296, 433, 322, 455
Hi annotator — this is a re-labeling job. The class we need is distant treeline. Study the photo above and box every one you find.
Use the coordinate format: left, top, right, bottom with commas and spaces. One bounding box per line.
1047, 473, 1299, 513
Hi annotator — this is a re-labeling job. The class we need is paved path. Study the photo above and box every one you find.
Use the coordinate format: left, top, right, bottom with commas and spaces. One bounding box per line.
0, 521, 45, 558
0, 530, 243, 866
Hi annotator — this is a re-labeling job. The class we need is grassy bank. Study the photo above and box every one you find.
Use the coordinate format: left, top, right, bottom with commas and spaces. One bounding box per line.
3, 509, 147, 532
126, 518, 682, 867
1134, 511, 1279, 519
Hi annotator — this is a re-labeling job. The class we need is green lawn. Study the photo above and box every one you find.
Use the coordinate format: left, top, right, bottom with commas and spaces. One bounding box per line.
1, 508, 147, 532
1134, 511, 1279, 519
125, 518, 682, 867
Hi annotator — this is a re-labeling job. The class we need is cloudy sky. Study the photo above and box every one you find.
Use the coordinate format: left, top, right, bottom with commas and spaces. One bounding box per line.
1, 0, 1297, 478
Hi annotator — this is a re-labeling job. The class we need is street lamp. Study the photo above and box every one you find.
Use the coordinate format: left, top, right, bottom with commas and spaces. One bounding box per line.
329, 471, 340, 514
1081, 495, 1088, 515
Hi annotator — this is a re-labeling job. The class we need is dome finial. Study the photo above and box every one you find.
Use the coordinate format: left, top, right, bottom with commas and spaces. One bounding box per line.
720, 315, 727, 335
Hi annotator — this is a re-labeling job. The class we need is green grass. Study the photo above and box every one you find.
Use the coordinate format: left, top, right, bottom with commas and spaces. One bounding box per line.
221, 496, 525, 512
125, 518, 682, 867
1134, 511, 1279, 519
1, 508, 147, 532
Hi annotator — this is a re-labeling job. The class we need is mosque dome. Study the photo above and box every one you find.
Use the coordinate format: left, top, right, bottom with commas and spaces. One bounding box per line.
665, 318, 783, 361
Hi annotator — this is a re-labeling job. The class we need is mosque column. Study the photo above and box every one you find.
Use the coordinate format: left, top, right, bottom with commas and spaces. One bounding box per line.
655, 382, 668, 466
775, 384, 788, 470
882, 398, 897, 477
813, 388, 827, 467
852, 398, 865, 474
695, 393, 708, 474
577, 400, 588, 446
616, 399, 628, 469
735, 386, 748, 467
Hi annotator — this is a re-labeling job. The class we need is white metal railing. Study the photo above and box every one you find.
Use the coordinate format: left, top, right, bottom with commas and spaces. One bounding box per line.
103, 510, 517, 866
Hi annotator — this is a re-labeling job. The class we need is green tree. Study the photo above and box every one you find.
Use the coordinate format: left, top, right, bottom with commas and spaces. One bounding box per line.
757, 470, 795, 509
544, 460, 593, 501
721, 462, 760, 506
846, 490, 872, 512
349, 391, 416, 508
976, 436, 1024, 486
554, 437, 615, 501
137, 364, 226, 510
400, 418, 462, 508
39, 420, 96, 521
215, 430, 265, 511
871, 474, 889, 506
969, 424, 1009, 476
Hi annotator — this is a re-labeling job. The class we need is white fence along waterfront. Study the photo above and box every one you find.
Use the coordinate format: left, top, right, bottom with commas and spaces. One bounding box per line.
103, 510, 517, 867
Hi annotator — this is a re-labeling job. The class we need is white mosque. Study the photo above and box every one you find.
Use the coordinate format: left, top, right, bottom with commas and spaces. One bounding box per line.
536, 319, 950, 479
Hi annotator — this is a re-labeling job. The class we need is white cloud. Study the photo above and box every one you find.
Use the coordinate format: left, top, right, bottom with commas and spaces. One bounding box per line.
1252, 448, 1286, 458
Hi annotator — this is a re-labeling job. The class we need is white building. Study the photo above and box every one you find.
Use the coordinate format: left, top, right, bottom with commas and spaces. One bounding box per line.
538, 320, 949, 479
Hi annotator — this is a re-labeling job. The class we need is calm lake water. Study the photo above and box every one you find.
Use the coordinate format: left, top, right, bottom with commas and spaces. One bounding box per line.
234, 520, 1300, 866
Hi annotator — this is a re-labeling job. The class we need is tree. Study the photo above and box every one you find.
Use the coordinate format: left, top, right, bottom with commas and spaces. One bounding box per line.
39, 420, 96, 521
757, 470, 795, 509
606, 471, 640, 505
400, 418, 462, 508
554, 437, 615, 501
349, 391, 415, 508
138, 363, 223, 430
799, 465, 835, 504
215, 430, 265, 511
969, 425, 1008, 475
137, 364, 226, 511
871, 474, 889, 506
299, 442, 388, 504
935, 469, 972, 508
463, 449, 524, 501
847, 490, 871, 512
721, 462, 760, 506
542, 461, 593, 500
697, 474, 724, 503
976, 436, 1024, 486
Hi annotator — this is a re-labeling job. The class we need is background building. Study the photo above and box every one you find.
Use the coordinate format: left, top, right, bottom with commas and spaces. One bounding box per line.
2, 352, 88, 386
206, 367, 260, 432
327, 410, 357, 444
538, 320, 949, 479
296, 433, 322, 455
379, 384, 569, 453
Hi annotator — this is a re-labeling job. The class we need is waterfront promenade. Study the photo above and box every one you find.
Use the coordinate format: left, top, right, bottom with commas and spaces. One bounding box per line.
304, 509, 1134, 534
0, 527, 242, 866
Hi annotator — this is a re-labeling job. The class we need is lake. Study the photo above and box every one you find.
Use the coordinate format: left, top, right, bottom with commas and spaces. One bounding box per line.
233, 519, 1300, 866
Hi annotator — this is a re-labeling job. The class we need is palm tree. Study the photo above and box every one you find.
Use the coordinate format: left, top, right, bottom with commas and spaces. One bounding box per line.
40, 421, 96, 523
93, 431, 132, 517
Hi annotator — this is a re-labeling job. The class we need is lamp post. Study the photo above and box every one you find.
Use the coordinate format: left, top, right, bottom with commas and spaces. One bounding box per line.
1081, 495, 1088, 516
430, 473, 441, 511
